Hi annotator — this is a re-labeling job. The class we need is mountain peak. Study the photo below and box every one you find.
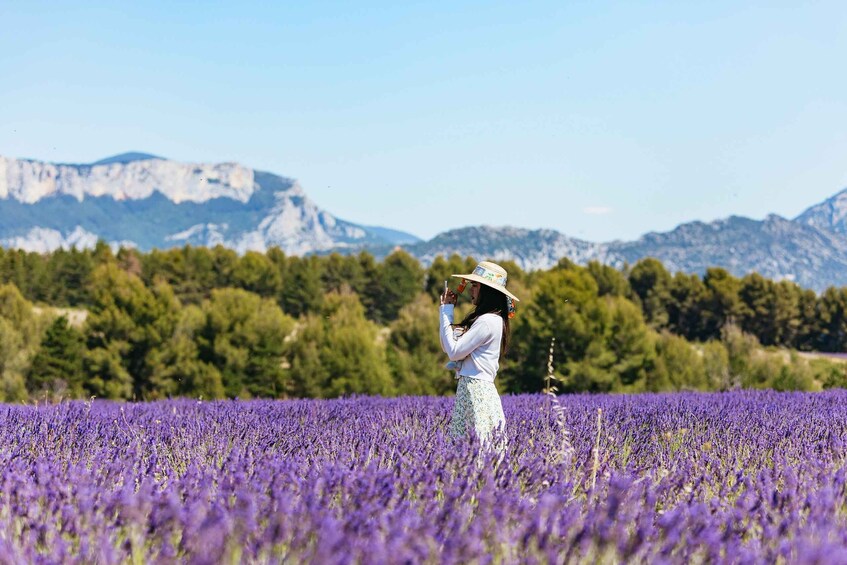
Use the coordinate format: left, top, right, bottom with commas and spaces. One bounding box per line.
0, 154, 257, 204
0, 153, 419, 255
794, 186, 847, 236
91, 152, 164, 166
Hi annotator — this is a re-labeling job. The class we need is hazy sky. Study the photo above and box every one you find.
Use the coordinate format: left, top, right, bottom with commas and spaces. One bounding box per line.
2, 1, 846, 242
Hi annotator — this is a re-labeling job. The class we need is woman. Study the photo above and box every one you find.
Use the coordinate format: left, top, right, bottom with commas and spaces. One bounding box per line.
439, 261, 519, 451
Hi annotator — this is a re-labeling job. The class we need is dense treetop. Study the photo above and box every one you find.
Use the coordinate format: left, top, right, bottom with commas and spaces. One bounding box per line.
1, 243, 845, 401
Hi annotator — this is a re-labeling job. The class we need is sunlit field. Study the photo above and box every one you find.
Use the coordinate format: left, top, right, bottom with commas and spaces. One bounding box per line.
2, 391, 847, 563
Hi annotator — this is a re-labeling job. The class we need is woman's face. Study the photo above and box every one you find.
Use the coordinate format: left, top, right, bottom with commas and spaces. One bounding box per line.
470, 281, 481, 305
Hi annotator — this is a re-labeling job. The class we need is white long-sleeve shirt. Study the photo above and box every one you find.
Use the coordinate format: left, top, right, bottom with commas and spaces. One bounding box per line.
439, 304, 503, 383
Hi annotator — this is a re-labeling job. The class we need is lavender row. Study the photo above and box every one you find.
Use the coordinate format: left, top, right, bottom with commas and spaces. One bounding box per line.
2, 391, 847, 563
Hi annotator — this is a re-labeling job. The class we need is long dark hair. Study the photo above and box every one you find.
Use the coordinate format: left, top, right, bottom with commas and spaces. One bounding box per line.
457, 283, 510, 356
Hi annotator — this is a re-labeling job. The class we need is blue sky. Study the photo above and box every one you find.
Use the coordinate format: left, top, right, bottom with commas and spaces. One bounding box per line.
1, 1, 846, 242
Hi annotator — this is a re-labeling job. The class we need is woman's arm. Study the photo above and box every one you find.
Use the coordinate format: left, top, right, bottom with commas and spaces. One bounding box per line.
439, 306, 493, 361
439, 304, 455, 355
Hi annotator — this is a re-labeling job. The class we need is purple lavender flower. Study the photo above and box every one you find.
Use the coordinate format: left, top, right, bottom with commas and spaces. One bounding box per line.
2, 391, 847, 562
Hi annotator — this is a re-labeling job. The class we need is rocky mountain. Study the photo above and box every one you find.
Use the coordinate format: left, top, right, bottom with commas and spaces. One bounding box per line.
0, 153, 420, 254
793, 187, 847, 236
4, 151, 847, 292
402, 226, 612, 271
397, 212, 847, 292
605, 214, 847, 291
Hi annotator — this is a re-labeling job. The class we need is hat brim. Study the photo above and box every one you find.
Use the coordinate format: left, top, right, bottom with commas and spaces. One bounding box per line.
451, 273, 520, 302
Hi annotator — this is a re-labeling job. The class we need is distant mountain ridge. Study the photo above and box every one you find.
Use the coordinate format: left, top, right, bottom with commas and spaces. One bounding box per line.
607, 213, 847, 290
393, 191, 847, 290
794, 188, 847, 236
89, 152, 164, 166
2, 153, 260, 204
403, 226, 612, 271
400, 212, 847, 291
0, 153, 420, 254
3, 152, 847, 291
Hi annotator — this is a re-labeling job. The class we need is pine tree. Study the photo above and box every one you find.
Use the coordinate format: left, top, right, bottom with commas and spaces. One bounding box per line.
279, 256, 324, 317
628, 258, 672, 329
322, 253, 366, 295
286, 290, 394, 398
701, 268, 743, 340
147, 304, 225, 399
667, 272, 708, 340
231, 251, 282, 298
587, 261, 632, 298
506, 268, 600, 392
27, 315, 85, 397
372, 250, 424, 324
84, 264, 180, 399
199, 288, 294, 398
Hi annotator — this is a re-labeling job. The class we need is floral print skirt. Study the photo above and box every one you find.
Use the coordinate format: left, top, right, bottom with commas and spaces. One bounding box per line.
449, 376, 507, 452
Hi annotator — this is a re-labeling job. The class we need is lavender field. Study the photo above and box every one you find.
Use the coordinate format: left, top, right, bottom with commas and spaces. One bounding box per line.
2, 391, 847, 564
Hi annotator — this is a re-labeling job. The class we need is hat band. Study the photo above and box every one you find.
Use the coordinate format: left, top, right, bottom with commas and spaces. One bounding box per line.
473, 265, 507, 287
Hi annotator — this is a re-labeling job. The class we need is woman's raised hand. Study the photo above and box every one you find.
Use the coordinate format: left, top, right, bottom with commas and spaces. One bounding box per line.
440, 289, 458, 305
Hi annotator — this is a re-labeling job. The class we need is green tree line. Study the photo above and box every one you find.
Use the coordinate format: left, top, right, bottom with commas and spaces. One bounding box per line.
1, 244, 846, 401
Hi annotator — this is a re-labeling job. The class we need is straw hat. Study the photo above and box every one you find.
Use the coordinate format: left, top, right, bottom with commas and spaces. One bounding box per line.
452, 261, 519, 302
